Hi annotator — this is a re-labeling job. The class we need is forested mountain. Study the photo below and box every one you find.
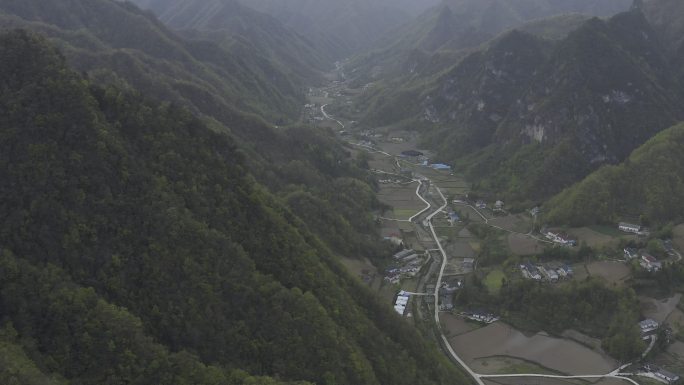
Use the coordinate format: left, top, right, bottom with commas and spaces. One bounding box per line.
0, 0, 305, 123
234, 0, 440, 58
128, 0, 332, 84
0, 0, 399, 263
0, 30, 472, 385
346, 0, 631, 82
351, 7, 684, 206
544, 122, 684, 226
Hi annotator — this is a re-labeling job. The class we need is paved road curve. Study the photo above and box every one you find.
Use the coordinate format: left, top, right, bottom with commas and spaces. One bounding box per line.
321, 106, 646, 385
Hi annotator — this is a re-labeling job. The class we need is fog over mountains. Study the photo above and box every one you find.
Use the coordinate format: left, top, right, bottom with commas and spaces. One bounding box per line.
1, 0, 684, 384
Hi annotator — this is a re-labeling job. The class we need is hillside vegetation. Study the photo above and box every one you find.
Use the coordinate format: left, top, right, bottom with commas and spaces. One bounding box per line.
353, 9, 684, 206
129, 0, 332, 85
345, 0, 630, 82
0, 0, 305, 123
544, 122, 684, 226
0, 30, 471, 385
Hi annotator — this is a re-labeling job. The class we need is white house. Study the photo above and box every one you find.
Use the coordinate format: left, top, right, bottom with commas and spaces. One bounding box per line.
639, 319, 659, 334
655, 369, 680, 384
619, 222, 642, 234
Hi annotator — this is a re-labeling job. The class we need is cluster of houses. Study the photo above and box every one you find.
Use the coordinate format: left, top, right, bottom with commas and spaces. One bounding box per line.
618, 222, 650, 236
639, 318, 660, 339
399, 150, 429, 165
461, 310, 499, 324
431, 163, 452, 171
642, 364, 681, 384
394, 291, 411, 316
544, 230, 577, 247
377, 178, 406, 184
473, 200, 506, 213
385, 249, 425, 284
446, 210, 461, 225
624, 248, 663, 272
520, 263, 573, 282
438, 281, 461, 311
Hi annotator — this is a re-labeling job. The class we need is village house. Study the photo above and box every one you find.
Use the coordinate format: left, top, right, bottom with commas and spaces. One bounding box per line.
619, 222, 642, 234
400, 150, 423, 158
544, 231, 577, 246
448, 211, 460, 225
640, 254, 663, 272
393, 249, 415, 260
623, 247, 638, 259
655, 368, 681, 384
639, 319, 659, 336
431, 163, 452, 171
476, 200, 487, 209
494, 200, 505, 212
394, 292, 410, 316
520, 264, 542, 281
462, 310, 499, 324
540, 266, 559, 281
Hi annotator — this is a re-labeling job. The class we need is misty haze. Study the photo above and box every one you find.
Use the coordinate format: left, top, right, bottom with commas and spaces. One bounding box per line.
0, 0, 683, 385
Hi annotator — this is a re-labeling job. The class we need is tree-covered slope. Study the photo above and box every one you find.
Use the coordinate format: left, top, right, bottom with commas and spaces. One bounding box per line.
354, 9, 683, 206
0, 0, 305, 123
345, 0, 630, 83
129, 0, 331, 85
0, 30, 471, 385
544, 122, 684, 226
234, 0, 433, 58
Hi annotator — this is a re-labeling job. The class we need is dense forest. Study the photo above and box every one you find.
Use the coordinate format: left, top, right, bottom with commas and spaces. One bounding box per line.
0, 31, 471, 385
544, 122, 684, 226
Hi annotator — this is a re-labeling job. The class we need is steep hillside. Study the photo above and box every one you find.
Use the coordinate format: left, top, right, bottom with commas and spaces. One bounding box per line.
346, 0, 631, 82
0, 30, 471, 385
235, 0, 430, 58
544, 122, 684, 226
129, 0, 331, 84
0, 0, 304, 123
355, 9, 683, 205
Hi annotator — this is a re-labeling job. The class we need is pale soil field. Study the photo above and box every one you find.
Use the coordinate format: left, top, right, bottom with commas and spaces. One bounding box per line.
561, 330, 605, 352
665, 308, 684, 334
571, 263, 590, 281
508, 233, 544, 255
456, 205, 488, 223
639, 293, 682, 323
652, 341, 684, 377
448, 322, 617, 375
459, 227, 473, 238
446, 239, 477, 259
669, 341, 684, 356
368, 155, 397, 172
339, 256, 377, 278
484, 376, 597, 385
471, 356, 556, 375
567, 228, 618, 249
444, 256, 470, 276
379, 218, 401, 238
586, 261, 631, 285
377, 184, 426, 219
489, 214, 533, 234
440, 313, 480, 337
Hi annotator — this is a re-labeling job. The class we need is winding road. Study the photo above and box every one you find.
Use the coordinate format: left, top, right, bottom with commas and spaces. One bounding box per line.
320, 101, 649, 385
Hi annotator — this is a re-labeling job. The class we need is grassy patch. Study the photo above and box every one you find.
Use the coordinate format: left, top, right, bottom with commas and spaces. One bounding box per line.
588, 225, 625, 237
394, 209, 419, 220
484, 270, 506, 294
